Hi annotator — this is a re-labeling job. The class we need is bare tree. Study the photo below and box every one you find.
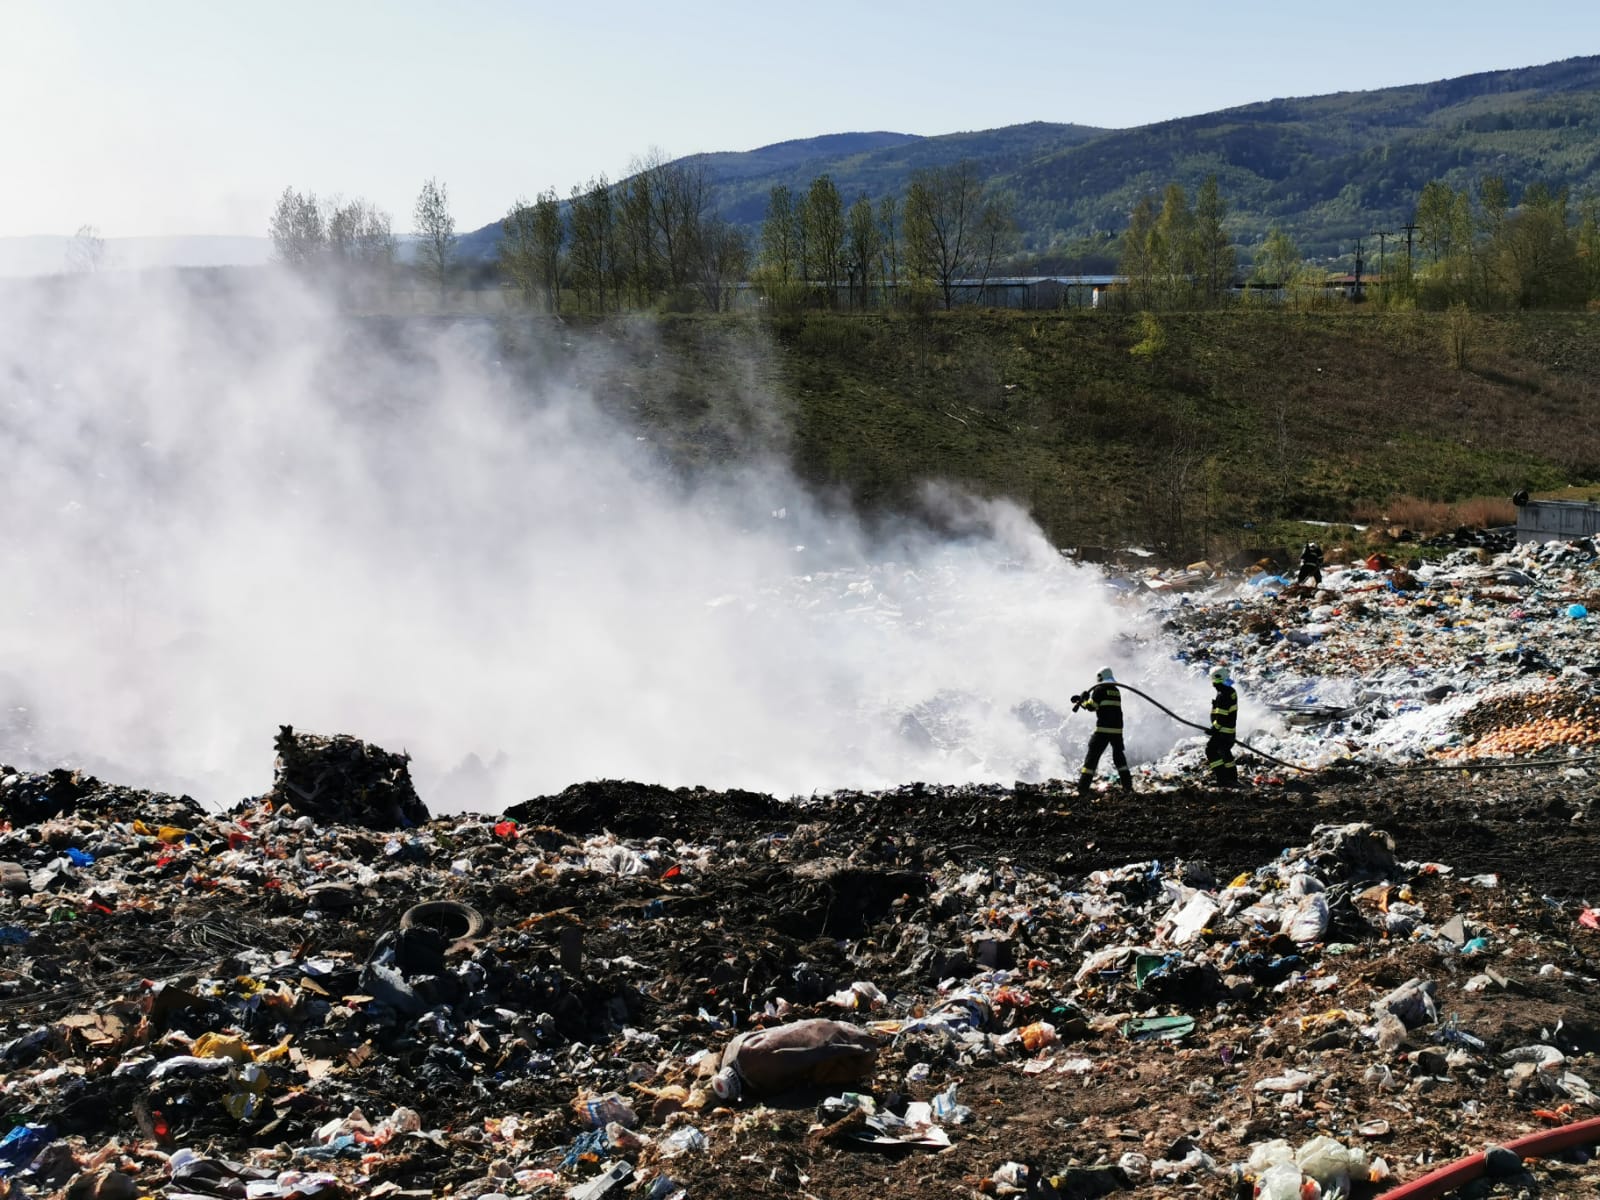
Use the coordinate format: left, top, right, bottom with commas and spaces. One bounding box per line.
1152, 183, 1196, 306
1118, 195, 1158, 308
903, 160, 994, 309
630, 148, 711, 298
500, 198, 541, 304
67, 224, 106, 273
326, 196, 358, 258
974, 193, 1018, 299
760, 185, 798, 283
569, 176, 617, 313
413, 177, 456, 300
803, 175, 845, 301
845, 195, 882, 307
877, 193, 901, 297
269, 186, 325, 268
532, 189, 565, 314
327, 198, 395, 270
617, 173, 659, 305
694, 218, 749, 311
755, 185, 805, 314
1192, 175, 1235, 305
317, 198, 394, 305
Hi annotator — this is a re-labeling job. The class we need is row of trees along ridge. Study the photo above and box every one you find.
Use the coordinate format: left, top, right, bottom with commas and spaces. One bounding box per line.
268, 161, 1600, 315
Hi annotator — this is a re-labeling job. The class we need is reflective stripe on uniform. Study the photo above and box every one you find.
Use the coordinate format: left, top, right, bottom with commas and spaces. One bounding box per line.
1211, 686, 1237, 734
1086, 684, 1123, 734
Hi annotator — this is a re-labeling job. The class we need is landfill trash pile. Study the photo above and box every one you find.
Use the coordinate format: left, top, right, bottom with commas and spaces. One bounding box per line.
266, 727, 430, 831
1138, 536, 1600, 780
0, 740, 1598, 1200
678, 535, 1600, 791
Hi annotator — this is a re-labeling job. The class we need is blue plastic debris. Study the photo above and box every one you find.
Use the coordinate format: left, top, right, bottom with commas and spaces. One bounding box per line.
559, 1128, 611, 1168
296, 1134, 359, 1160
0, 1124, 56, 1177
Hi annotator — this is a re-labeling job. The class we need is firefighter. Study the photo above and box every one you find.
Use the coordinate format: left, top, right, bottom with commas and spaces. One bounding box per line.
1206, 666, 1239, 787
1296, 541, 1324, 587
1073, 667, 1132, 796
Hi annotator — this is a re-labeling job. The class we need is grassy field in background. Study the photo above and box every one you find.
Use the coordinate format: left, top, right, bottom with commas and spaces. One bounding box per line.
575, 307, 1600, 562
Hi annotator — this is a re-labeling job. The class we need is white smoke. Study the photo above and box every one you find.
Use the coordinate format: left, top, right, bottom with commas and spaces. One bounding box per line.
0, 270, 1193, 810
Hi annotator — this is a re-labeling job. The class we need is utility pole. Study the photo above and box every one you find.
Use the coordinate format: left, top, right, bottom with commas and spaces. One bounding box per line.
1352, 236, 1366, 302
1371, 229, 1395, 302
1400, 218, 1419, 279
1371, 229, 1395, 281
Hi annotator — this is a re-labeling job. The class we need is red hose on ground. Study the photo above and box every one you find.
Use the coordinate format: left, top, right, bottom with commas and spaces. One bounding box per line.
1379, 1113, 1600, 1199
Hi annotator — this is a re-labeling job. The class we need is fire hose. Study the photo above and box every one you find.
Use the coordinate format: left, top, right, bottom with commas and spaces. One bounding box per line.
1109, 682, 1315, 774
1107, 681, 1600, 779
1377, 1113, 1600, 1199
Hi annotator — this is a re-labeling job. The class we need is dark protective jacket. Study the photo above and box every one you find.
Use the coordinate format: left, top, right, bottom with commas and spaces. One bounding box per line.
1210, 683, 1238, 736
1084, 681, 1123, 734
1300, 544, 1324, 569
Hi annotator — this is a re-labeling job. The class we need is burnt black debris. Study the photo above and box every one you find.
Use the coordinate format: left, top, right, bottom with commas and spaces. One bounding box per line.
266, 726, 429, 830
0, 734, 1596, 1200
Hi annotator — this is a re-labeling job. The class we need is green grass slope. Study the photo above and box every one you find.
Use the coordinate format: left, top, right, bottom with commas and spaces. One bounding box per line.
574, 309, 1600, 558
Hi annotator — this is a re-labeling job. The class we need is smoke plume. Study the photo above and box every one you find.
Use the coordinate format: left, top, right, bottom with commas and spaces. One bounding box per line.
0, 270, 1189, 810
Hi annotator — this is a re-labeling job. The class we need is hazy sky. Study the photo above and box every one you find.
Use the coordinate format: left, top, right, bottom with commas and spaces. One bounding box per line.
3, 0, 1597, 238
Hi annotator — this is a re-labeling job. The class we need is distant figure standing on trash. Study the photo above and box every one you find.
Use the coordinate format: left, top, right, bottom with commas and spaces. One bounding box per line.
1296, 541, 1324, 587
1206, 667, 1238, 788
1072, 668, 1133, 796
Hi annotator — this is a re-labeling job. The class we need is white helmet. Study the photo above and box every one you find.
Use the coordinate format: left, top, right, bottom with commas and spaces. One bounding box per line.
1096, 667, 1115, 683
1210, 667, 1229, 685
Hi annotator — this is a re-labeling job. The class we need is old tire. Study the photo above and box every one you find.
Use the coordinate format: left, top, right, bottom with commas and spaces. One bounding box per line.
399, 900, 487, 944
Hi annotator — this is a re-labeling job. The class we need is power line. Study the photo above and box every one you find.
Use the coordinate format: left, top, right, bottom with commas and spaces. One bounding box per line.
1371, 229, 1396, 281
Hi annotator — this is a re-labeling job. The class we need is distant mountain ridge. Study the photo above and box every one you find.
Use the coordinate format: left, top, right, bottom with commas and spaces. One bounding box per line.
459, 55, 1600, 265
695, 131, 927, 178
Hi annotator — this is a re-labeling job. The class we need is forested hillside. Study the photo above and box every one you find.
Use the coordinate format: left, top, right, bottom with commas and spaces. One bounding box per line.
458, 55, 1600, 264
1007, 57, 1600, 257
